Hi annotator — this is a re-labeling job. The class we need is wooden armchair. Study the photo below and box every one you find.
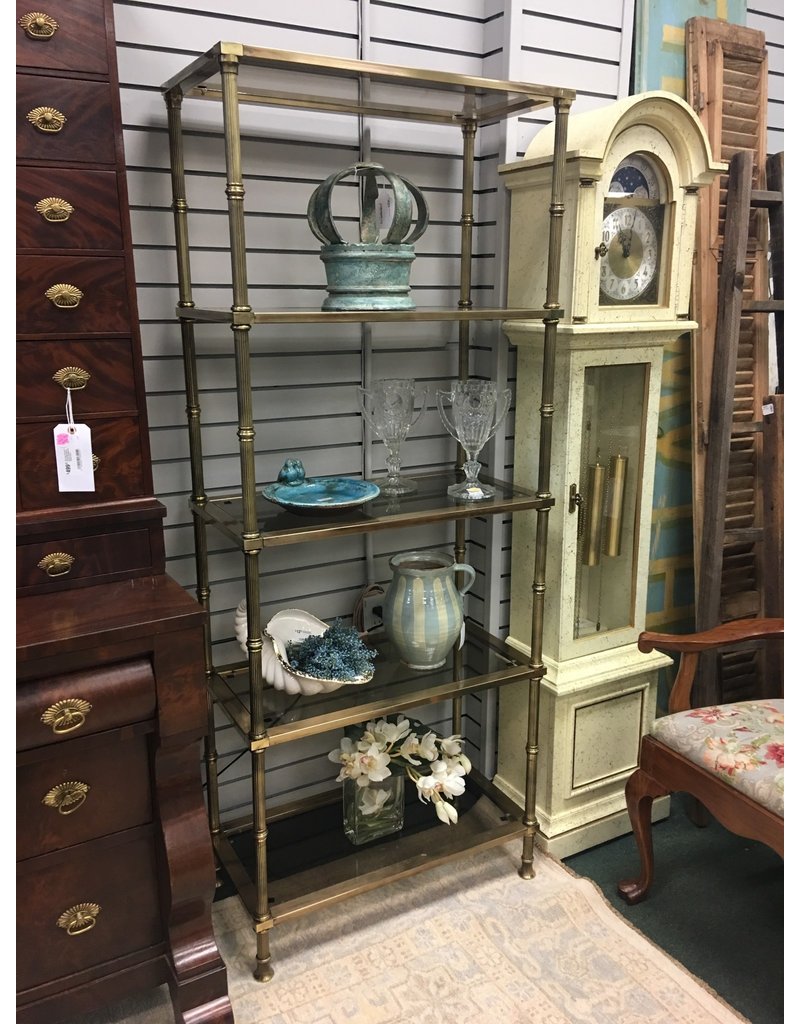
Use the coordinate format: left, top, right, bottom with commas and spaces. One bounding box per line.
618, 617, 784, 905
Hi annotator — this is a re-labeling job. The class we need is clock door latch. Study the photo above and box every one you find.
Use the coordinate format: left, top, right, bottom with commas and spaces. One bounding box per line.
569, 484, 586, 537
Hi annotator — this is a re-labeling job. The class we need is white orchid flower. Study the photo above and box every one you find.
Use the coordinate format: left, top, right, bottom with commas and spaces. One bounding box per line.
329, 736, 362, 781
334, 716, 472, 827
362, 716, 411, 748
434, 797, 459, 824
359, 786, 392, 816
441, 754, 467, 778
414, 775, 439, 802
397, 734, 423, 764
430, 760, 466, 798
354, 742, 392, 785
439, 734, 463, 756
328, 736, 357, 764
417, 731, 439, 761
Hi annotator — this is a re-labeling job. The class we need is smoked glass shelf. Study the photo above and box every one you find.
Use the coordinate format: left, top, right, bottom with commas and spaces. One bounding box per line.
215, 774, 524, 927
196, 470, 552, 550
210, 622, 537, 749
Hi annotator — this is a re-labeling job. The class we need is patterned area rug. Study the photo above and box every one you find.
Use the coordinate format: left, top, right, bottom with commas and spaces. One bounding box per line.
82, 840, 748, 1024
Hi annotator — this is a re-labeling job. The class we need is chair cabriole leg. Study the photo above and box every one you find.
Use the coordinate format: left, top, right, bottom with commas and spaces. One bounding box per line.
617, 767, 669, 904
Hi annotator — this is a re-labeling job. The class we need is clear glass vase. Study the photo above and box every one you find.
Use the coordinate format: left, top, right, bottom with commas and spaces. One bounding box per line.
342, 775, 405, 846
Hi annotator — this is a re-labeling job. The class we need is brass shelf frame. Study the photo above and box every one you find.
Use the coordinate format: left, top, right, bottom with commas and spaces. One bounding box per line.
162, 41, 573, 983
176, 305, 563, 325
210, 621, 541, 750
214, 770, 524, 929
194, 470, 554, 551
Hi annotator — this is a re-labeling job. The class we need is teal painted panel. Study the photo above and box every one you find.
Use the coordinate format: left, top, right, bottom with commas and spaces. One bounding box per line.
634, 1, 747, 93
636, 3, 744, 631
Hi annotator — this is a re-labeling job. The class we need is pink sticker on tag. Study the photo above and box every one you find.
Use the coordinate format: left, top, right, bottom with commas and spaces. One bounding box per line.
56, 433, 70, 445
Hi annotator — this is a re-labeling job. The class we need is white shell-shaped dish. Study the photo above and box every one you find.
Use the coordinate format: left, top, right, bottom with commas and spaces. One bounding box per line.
233, 603, 374, 696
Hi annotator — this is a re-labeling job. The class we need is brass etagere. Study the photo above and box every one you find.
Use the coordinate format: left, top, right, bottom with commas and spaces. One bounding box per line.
162, 42, 573, 981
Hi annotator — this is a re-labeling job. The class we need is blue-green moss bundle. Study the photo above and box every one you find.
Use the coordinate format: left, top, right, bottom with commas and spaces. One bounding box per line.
285, 620, 377, 680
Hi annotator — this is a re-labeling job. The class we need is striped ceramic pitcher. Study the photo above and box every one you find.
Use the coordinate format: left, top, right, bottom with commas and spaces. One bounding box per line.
383, 550, 476, 671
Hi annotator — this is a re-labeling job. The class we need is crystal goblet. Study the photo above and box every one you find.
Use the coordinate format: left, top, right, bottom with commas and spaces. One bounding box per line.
437, 379, 511, 502
358, 378, 428, 495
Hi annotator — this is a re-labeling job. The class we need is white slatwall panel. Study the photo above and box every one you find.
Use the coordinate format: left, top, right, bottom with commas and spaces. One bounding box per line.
747, 1, 785, 156
113, 0, 782, 823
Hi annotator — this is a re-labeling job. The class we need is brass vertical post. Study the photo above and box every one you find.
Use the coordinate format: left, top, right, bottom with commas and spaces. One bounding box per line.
520, 95, 572, 879
219, 51, 274, 982
453, 114, 477, 733
164, 87, 223, 836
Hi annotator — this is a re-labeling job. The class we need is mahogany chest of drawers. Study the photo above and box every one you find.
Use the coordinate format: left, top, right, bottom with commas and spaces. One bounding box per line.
16, 4, 233, 1021
17, 576, 233, 1024
16, 0, 165, 595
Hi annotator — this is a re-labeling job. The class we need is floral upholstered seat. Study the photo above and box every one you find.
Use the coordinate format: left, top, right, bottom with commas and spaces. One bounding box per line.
617, 618, 784, 905
651, 699, 784, 816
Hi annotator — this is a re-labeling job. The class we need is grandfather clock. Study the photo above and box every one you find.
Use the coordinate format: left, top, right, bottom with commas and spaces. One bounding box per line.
495, 92, 723, 856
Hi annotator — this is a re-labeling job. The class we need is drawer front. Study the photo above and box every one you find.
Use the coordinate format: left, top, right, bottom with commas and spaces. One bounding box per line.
17, 732, 152, 860
17, 255, 130, 335
17, 73, 115, 164
16, 831, 162, 990
16, 417, 146, 512
16, 0, 110, 75
16, 529, 155, 592
17, 659, 156, 752
17, 339, 137, 418
17, 167, 123, 251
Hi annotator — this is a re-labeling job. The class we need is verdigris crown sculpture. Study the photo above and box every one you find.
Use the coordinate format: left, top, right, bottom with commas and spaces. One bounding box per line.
307, 162, 429, 311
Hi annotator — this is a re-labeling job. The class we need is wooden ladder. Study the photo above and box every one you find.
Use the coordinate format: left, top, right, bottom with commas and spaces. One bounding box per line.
693, 148, 784, 707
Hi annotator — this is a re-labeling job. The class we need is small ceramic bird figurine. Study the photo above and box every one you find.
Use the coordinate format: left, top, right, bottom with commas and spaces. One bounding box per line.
277, 458, 305, 486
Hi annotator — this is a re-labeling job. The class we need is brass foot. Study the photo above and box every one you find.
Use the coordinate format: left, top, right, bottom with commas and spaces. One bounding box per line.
518, 862, 536, 880
253, 958, 274, 983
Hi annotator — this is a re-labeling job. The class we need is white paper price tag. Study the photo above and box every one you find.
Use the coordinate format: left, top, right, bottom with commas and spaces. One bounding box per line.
376, 190, 394, 229
53, 423, 95, 491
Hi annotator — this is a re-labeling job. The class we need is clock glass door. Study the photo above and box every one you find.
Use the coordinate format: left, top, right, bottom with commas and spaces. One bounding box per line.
598, 153, 666, 306
573, 363, 648, 639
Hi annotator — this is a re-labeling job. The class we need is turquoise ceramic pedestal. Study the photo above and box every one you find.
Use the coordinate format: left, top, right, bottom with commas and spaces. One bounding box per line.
320, 242, 416, 311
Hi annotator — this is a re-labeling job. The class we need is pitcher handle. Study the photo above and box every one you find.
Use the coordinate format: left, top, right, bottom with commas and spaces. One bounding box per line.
452, 562, 476, 596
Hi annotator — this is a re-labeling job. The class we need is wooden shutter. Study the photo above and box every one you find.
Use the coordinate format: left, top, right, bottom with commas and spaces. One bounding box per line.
686, 18, 773, 701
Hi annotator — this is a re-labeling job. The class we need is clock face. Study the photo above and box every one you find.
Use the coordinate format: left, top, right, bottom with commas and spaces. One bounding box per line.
599, 154, 665, 306
607, 154, 661, 201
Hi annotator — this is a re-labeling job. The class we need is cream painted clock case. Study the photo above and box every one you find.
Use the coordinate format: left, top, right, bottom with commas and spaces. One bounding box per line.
495, 92, 723, 856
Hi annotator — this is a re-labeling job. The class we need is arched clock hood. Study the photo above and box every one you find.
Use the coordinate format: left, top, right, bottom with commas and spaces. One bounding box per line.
522, 90, 724, 190
500, 90, 724, 326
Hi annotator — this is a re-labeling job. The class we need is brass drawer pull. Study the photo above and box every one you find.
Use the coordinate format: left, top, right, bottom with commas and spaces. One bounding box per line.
53, 366, 91, 390
45, 284, 83, 308
92, 454, 100, 472
41, 698, 92, 735
43, 781, 90, 815
35, 196, 74, 223
57, 903, 101, 937
19, 12, 59, 40
38, 552, 75, 577
27, 106, 67, 133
